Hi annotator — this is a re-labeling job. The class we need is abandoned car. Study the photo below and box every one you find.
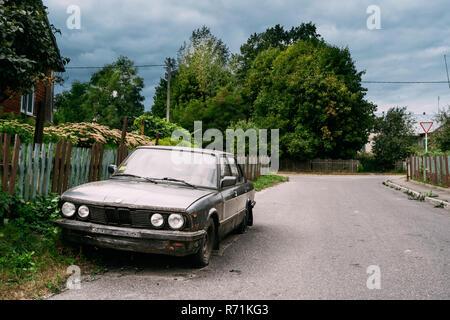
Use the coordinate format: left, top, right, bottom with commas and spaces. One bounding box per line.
54, 146, 256, 266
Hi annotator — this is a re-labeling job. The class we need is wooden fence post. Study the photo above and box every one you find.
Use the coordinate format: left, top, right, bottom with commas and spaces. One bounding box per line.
1, 133, 11, 190
8, 135, 21, 195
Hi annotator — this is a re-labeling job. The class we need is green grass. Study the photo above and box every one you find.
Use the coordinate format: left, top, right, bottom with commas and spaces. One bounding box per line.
0, 221, 97, 300
253, 174, 288, 191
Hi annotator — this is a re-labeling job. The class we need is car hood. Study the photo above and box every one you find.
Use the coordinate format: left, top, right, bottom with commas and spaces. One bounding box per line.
61, 179, 214, 212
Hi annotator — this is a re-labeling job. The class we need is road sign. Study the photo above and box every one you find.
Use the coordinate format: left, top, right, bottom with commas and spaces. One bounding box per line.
419, 122, 433, 133
419, 122, 433, 153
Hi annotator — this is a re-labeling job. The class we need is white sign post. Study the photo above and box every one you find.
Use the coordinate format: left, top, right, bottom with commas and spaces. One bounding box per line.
420, 122, 433, 153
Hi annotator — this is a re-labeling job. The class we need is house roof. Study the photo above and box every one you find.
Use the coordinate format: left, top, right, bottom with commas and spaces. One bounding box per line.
40, 0, 65, 72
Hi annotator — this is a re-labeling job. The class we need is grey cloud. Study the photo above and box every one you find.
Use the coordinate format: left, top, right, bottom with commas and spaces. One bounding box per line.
45, 0, 450, 114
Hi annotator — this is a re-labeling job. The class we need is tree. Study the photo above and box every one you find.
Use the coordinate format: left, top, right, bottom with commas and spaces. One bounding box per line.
53, 81, 89, 124
237, 22, 321, 79
372, 107, 416, 170
55, 56, 145, 129
0, 0, 67, 102
246, 40, 376, 160
431, 106, 450, 152
152, 26, 242, 131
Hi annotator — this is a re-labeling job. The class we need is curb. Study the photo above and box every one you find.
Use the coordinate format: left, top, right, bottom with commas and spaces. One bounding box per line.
383, 180, 450, 211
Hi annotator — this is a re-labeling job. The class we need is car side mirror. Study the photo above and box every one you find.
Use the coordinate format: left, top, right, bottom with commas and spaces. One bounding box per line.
221, 176, 237, 188
108, 164, 117, 174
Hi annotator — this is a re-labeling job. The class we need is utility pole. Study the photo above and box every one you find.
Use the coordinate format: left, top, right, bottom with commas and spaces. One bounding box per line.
445, 54, 450, 90
166, 58, 172, 122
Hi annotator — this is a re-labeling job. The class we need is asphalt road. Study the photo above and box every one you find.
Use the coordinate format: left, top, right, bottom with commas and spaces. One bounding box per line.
49, 174, 450, 300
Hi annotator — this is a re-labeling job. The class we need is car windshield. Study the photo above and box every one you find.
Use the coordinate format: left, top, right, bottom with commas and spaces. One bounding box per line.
113, 148, 218, 189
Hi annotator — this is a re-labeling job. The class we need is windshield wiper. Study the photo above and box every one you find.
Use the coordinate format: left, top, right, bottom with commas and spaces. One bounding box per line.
112, 173, 158, 184
154, 177, 197, 189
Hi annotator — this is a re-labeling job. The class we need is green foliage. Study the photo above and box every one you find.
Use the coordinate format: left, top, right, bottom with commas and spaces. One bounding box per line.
247, 40, 375, 160
0, 119, 35, 143
154, 26, 241, 131
237, 22, 321, 80
173, 87, 248, 132
0, 192, 59, 280
372, 107, 416, 170
158, 136, 193, 147
227, 119, 265, 155
132, 114, 186, 140
11, 194, 60, 237
356, 152, 382, 172
0, 119, 153, 148
0, 191, 18, 222
430, 106, 450, 152
54, 56, 145, 129
0, 0, 67, 103
53, 81, 89, 124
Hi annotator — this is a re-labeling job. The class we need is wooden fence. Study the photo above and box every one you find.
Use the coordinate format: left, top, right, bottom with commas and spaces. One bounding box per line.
408, 154, 450, 187
279, 158, 360, 173
238, 156, 271, 181
1, 135, 270, 200
0, 135, 129, 200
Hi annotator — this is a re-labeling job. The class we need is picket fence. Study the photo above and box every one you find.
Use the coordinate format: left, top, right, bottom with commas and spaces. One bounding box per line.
408, 154, 450, 187
0, 134, 128, 200
1, 134, 271, 201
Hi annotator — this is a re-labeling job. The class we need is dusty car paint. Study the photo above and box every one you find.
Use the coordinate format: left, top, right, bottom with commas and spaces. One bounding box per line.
54, 146, 256, 258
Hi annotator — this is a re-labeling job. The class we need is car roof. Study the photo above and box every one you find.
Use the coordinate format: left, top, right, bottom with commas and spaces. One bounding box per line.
136, 145, 235, 157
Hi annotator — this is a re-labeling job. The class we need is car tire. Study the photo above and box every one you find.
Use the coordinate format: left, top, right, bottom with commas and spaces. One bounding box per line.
191, 219, 215, 267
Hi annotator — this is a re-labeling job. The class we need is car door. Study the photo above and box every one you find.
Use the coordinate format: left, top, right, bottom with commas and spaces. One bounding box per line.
227, 156, 247, 215
219, 156, 238, 223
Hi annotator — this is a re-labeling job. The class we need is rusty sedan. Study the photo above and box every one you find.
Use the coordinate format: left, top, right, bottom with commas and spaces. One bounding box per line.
54, 146, 256, 267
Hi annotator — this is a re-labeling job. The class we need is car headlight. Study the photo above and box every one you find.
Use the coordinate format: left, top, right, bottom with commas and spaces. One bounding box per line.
168, 213, 185, 230
78, 205, 90, 219
61, 202, 76, 217
150, 213, 164, 228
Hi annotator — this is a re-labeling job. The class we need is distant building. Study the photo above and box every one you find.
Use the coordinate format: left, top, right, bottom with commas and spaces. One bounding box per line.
361, 112, 437, 153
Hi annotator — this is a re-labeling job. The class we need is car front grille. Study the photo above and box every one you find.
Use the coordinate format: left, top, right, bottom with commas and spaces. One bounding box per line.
83, 205, 189, 230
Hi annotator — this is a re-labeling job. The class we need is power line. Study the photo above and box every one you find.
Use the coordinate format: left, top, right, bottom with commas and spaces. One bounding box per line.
63, 64, 450, 85
65, 64, 165, 69
361, 80, 449, 84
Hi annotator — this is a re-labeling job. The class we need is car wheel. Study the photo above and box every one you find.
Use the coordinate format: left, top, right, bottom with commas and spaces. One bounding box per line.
191, 219, 215, 267
237, 208, 249, 234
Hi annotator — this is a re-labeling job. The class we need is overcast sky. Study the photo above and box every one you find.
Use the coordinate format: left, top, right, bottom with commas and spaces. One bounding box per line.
44, 0, 450, 115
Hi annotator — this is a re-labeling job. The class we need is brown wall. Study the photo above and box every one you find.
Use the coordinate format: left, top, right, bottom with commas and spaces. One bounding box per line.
0, 81, 49, 118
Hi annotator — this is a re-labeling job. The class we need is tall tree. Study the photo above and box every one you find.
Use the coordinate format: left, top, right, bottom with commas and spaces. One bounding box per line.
0, 0, 67, 102
237, 22, 321, 79
152, 26, 243, 131
80, 56, 145, 129
373, 107, 416, 170
53, 81, 89, 124
247, 40, 376, 160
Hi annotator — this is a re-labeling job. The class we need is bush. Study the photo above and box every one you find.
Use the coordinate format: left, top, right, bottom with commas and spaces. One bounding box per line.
0, 192, 60, 281
356, 152, 382, 172
132, 114, 188, 140
45, 122, 153, 148
0, 120, 154, 148
158, 136, 193, 147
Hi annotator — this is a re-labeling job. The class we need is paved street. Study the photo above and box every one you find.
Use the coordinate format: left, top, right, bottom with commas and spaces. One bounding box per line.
50, 174, 450, 300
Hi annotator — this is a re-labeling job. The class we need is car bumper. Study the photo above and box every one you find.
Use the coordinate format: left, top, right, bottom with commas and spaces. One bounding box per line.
54, 219, 206, 257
